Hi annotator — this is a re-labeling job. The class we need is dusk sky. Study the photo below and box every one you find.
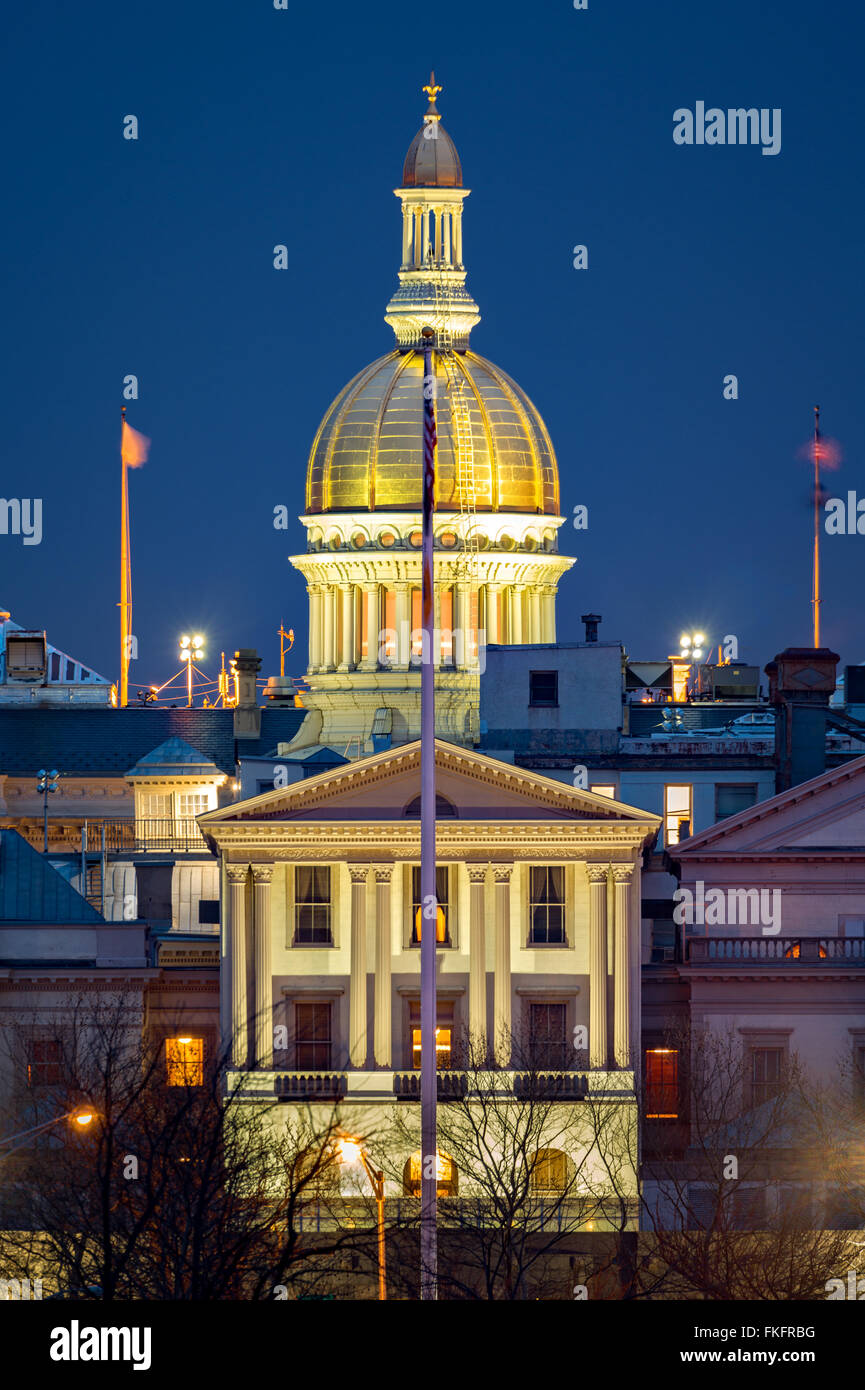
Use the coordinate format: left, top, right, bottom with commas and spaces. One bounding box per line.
2, 0, 863, 693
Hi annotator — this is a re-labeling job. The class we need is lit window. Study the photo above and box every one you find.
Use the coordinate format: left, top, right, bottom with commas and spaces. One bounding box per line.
140, 793, 171, 821
529, 1148, 570, 1192
411, 865, 450, 944
403, 1150, 457, 1196
382, 590, 397, 664
529, 866, 565, 945
439, 588, 454, 665
590, 784, 616, 799
645, 1048, 678, 1118
409, 1001, 454, 1070
27, 1040, 63, 1087
411, 588, 422, 661
166, 1036, 203, 1087
664, 785, 692, 845
294, 866, 332, 945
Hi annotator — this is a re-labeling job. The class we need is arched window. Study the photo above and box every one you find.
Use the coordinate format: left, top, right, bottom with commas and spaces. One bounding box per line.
403, 1151, 458, 1197
529, 1148, 571, 1193
403, 794, 457, 817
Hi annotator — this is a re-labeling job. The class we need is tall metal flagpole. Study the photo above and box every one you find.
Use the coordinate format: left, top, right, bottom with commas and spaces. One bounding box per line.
420, 326, 438, 1299
120, 406, 131, 707
811, 404, 821, 648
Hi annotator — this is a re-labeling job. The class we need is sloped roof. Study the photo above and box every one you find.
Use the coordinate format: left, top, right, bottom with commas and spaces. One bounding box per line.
127, 737, 223, 778
0, 829, 103, 923
0, 707, 306, 777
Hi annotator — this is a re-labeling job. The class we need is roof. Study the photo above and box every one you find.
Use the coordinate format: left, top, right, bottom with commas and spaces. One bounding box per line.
127, 737, 223, 779
0, 829, 103, 923
0, 707, 306, 777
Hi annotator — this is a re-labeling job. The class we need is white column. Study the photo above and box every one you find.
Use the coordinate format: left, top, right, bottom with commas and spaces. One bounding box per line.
443, 210, 451, 266
308, 585, 322, 671
374, 866, 392, 1067
468, 864, 487, 1052
421, 207, 429, 263
493, 864, 512, 1065
434, 582, 442, 669
434, 208, 442, 261
586, 864, 609, 1068
359, 584, 378, 670
612, 864, 633, 1068
321, 585, 335, 670
454, 206, 463, 265
402, 206, 411, 266
394, 583, 410, 669
338, 583, 355, 671
227, 864, 249, 1069
349, 865, 368, 1067
509, 587, 524, 644
541, 587, 556, 644
529, 587, 542, 644
252, 865, 273, 1069
454, 582, 469, 669
413, 207, 421, 267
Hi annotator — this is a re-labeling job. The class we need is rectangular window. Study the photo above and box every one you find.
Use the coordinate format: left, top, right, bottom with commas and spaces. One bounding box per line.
664, 784, 692, 845
715, 783, 758, 820
410, 1000, 454, 1070
645, 1048, 678, 1118
750, 1047, 783, 1107
177, 793, 209, 820
140, 793, 171, 820
295, 1003, 332, 1070
294, 866, 332, 945
529, 670, 558, 707
440, 588, 454, 665
529, 866, 565, 944
528, 1003, 568, 1069
165, 1036, 203, 1087
198, 899, 220, 924
27, 1039, 62, 1087
411, 865, 450, 944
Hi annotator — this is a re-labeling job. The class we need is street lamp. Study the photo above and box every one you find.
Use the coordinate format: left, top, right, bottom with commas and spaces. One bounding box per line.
0, 1106, 96, 1157
337, 1135, 386, 1301
36, 769, 59, 853
179, 634, 205, 708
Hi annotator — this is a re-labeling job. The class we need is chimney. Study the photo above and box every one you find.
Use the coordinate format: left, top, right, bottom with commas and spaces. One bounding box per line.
765, 646, 839, 792
581, 613, 601, 644
233, 649, 262, 740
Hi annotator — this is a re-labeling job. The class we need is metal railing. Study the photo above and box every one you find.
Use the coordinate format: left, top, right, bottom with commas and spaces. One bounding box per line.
82, 818, 207, 852
687, 936, 864, 963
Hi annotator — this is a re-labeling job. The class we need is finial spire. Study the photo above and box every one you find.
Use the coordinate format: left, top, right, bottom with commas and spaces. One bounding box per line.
423, 71, 442, 118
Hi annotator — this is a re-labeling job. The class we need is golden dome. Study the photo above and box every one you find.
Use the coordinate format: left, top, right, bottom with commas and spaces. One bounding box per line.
305, 349, 560, 516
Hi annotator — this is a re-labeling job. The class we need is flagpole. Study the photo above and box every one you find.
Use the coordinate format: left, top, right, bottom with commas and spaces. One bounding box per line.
812, 404, 821, 648
420, 326, 438, 1300
120, 405, 131, 707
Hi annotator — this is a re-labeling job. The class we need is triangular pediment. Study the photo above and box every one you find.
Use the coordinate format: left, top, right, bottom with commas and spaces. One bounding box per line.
674, 754, 865, 859
200, 740, 660, 829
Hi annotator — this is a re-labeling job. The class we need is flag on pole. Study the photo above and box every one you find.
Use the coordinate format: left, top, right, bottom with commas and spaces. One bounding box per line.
121, 419, 150, 468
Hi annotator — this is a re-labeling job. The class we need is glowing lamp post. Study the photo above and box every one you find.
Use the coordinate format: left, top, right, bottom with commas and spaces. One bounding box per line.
0, 1106, 97, 1156
337, 1135, 387, 1301
179, 635, 204, 708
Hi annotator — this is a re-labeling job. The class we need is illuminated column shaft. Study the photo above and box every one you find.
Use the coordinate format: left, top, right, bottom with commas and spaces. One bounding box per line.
374, 866, 392, 1066
587, 864, 609, 1068
360, 584, 379, 670
486, 585, 501, 644
493, 864, 512, 1065
322, 585, 335, 670
413, 207, 421, 268
509, 587, 524, 644
529, 587, 542, 644
612, 865, 633, 1068
434, 208, 442, 261
454, 207, 463, 266
402, 207, 412, 267
468, 864, 487, 1047
421, 207, 429, 263
541, 588, 556, 644
339, 584, 355, 670
443, 211, 451, 265
227, 864, 249, 1069
252, 865, 273, 1069
349, 865, 368, 1067
308, 586, 322, 670
395, 583, 410, 669
454, 583, 469, 669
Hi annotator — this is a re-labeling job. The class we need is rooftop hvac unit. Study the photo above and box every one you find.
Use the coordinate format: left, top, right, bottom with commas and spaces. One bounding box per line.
697, 662, 759, 700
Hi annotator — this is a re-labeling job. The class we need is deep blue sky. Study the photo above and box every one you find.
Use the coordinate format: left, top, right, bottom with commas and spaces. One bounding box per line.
2, 0, 863, 694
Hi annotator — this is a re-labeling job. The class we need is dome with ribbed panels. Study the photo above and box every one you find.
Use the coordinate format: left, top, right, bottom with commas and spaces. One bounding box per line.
305, 348, 560, 516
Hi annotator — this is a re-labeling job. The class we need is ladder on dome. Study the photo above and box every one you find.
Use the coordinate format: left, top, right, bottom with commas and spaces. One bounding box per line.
433, 276, 481, 744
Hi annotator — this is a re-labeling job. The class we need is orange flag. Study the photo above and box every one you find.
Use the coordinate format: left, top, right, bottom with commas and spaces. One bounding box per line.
121, 419, 150, 468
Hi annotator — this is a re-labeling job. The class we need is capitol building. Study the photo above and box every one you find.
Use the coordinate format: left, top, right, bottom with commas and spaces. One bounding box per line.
286, 76, 574, 754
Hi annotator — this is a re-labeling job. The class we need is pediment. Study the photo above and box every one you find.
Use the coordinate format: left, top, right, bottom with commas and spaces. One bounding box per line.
200, 740, 659, 828
674, 754, 865, 858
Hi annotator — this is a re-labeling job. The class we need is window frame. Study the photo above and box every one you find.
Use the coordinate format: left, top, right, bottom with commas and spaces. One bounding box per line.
293, 865, 333, 947
527, 864, 567, 947
294, 1000, 333, 1071
664, 783, 692, 846
408, 864, 452, 947
529, 669, 559, 708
